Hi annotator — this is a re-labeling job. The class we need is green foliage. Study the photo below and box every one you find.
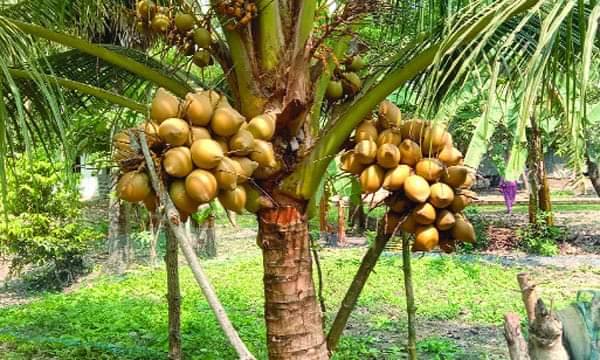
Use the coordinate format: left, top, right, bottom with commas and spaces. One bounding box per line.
0, 154, 102, 290
517, 212, 564, 256
417, 337, 462, 359
458, 206, 489, 253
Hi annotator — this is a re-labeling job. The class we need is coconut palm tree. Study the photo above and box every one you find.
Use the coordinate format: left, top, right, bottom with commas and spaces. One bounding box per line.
1, 0, 599, 359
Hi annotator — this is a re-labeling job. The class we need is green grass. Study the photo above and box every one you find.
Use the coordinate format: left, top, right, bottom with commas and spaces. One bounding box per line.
479, 203, 600, 213
0, 251, 575, 359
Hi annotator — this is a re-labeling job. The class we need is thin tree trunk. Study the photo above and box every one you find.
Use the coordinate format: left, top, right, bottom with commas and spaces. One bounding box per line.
107, 194, 131, 274
402, 233, 417, 360
319, 186, 330, 240
337, 198, 346, 247
527, 130, 539, 225
165, 229, 182, 360
149, 212, 161, 266
204, 215, 216, 258
327, 226, 391, 352
258, 204, 329, 360
586, 155, 600, 196
349, 179, 365, 235
528, 116, 553, 225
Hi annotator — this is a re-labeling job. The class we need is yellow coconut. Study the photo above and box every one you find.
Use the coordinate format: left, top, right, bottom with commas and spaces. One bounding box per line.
340, 151, 366, 175
229, 129, 255, 156
449, 190, 475, 213
378, 100, 402, 129
253, 161, 282, 179
214, 157, 238, 190
140, 121, 160, 138
169, 180, 200, 214
382, 164, 411, 191
413, 203, 436, 225
187, 126, 211, 146
413, 226, 439, 252
354, 139, 378, 164
244, 184, 262, 213
247, 113, 276, 140
163, 146, 193, 178
158, 118, 190, 146
377, 129, 402, 147
117, 171, 151, 202
184, 92, 213, 126
232, 157, 258, 182
438, 146, 463, 167
461, 173, 476, 189
452, 215, 476, 243
400, 119, 427, 142
185, 169, 218, 203
211, 106, 245, 137
404, 175, 431, 203
386, 194, 410, 214
214, 137, 229, 153
359, 164, 385, 194
429, 182, 455, 208
376, 143, 401, 169
415, 158, 444, 182
190, 138, 224, 169
113, 131, 131, 152
342, 72, 362, 95
142, 192, 158, 212
435, 210, 456, 231
151, 88, 180, 123
151, 13, 170, 33
441, 165, 470, 188
174, 13, 195, 32
399, 139, 422, 166
355, 121, 379, 143
400, 213, 419, 234
251, 139, 277, 168
200, 89, 221, 107
218, 186, 247, 214
421, 124, 450, 155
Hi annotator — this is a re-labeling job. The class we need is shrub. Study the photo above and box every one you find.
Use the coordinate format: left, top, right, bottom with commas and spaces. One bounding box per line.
0, 154, 103, 290
516, 212, 564, 256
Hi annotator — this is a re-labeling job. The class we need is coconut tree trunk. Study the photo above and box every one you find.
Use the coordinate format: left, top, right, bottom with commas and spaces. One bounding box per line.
258, 203, 329, 360
528, 116, 553, 225
165, 229, 182, 360
107, 196, 131, 274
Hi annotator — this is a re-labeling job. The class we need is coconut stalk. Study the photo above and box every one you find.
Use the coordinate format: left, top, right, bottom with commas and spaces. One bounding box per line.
402, 232, 417, 360
165, 228, 182, 360
327, 223, 391, 352
137, 132, 255, 360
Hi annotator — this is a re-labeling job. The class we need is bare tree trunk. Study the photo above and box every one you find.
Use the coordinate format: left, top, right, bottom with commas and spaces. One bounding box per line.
149, 213, 161, 266
204, 215, 216, 258
165, 229, 182, 360
402, 233, 417, 360
107, 195, 131, 274
258, 204, 329, 360
527, 117, 553, 225
337, 198, 346, 247
349, 179, 366, 235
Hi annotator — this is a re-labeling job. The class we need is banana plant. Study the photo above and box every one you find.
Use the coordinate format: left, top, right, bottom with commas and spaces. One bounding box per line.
1, 1, 599, 359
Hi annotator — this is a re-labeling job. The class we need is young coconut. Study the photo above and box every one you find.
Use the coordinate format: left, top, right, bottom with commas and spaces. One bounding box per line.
354, 139, 378, 164
354, 121, 379, 142
151, 88, 180, 123
193, 50, 212, 68
326, 80, 344, 100
218, 185, 247, 214
214, 137, 229, 153
376, 143, 401, 169
117, 171, 151, 202
438, 146, 463, 166
382, 164, 411, 191
404, 175, 431, 203
247, 113, 276, 140
415, 158, 444, 182
377, 129, 402, 147
214, 157, 238, 190
158, 118, 190, 146
452, 215, 476, 243
229, 129, 254, 156
441, 165, 470, 188
401, 119, 427, 142
251, 139, 277, 168
429, 182, 455, 208
449, 190, 475, 213
421, 124, 450, 156
184, 92, 213, 126
340, 151, 366, 175
201, 90, 221, 107
435, 210, 456, 231
461, 173, 476, 189
253, 160, 282, 179
163, 146, 193, 178
151, 13, 170, 33
413, 203, 436, 225
187, 126, 211, 146
211, 105, 245, 137
193, 28, 212, 48
190, 138, 224, 169
232, 157, 258, 182
413, 225, 439, 252
359, 164, 385, 194
347, 55, 366, 71
185, 169, 218, 203
244, 184, 262, 213
136, 0, 153, 19
113, 131, 132, 153
169, 179, 200, 214
342, 72, 362, 95
378, 100, 402, 129
399, 139, 422, 166
174, 13, 195, 32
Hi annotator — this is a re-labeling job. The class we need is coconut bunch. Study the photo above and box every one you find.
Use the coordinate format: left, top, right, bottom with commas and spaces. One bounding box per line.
214, 0, 258, 30
132, 1, 214, 68
325, 54, 366, 101
114, 88, 277, 219
339, 100, 478, 253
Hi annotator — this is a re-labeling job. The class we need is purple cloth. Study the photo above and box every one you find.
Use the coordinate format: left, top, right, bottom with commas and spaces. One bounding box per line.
499, 179, 517, 214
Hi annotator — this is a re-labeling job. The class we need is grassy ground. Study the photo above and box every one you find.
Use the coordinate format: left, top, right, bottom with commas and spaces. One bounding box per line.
1, 236, 595, 359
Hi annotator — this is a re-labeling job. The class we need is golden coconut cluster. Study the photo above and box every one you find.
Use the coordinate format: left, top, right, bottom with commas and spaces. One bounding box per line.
339, 100, 477, 253
114, 88, 276, 219
325, 55, 366, 101
133, 1, 214, 67
214, 0, 258, 30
